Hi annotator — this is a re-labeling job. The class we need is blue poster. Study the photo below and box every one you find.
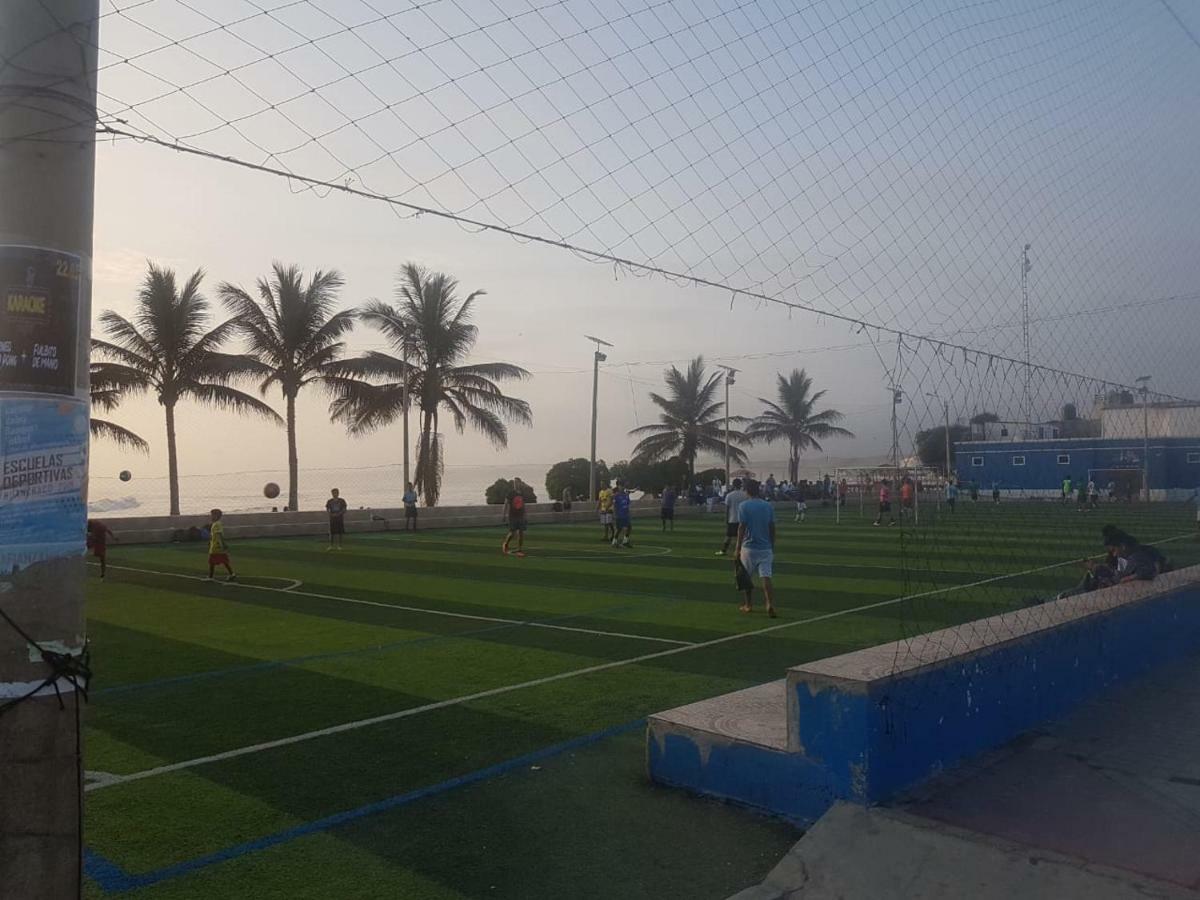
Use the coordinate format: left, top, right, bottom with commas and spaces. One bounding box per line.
0, 397, 88, 574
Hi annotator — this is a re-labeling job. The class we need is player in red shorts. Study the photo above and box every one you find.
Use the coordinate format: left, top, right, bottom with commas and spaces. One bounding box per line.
206, 509, 237, 582
86, 519, 117, 579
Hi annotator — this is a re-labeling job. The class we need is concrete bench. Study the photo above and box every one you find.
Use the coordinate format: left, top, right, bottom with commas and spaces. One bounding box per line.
648, 566, 1200, 824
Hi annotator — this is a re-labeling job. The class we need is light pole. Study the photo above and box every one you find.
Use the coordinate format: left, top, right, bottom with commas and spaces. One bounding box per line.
401, 323, 411, 491
1, 3, 99, 894
1136, 375, 1151, 503
925, 393, 951, 479
1021, 243, 1033, 435
891, 387, 904, 475
586, 335, 612, 501
717, 365, 739, 485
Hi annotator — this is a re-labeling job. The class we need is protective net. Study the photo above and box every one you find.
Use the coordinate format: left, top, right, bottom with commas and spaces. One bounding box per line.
10, 2, 1200, 680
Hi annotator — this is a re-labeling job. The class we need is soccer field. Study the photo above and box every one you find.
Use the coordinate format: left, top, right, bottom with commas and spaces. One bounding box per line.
81, 504, 1200, 899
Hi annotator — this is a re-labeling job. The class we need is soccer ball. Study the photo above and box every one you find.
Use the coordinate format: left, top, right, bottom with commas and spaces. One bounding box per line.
263, 482, 280, 499
119, 470, 132, 482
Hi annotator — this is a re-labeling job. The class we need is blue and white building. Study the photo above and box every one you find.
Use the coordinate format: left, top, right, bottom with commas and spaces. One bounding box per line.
954, 402, 1200, 500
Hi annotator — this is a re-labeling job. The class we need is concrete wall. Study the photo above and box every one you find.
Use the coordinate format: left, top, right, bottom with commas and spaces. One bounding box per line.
99, 497, 757, 544
648, 568, 1200, 825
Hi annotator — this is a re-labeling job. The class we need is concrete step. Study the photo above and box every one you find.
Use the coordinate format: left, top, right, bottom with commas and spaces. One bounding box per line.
649, 680, 788, 752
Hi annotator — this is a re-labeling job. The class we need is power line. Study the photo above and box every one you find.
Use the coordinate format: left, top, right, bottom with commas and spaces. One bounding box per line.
93, 123, 1197, 403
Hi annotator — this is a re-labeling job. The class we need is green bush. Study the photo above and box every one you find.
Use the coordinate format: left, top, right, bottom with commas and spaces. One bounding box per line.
485, 478, 538, 505
545, 458, 608, 502
610, 457, 688, 493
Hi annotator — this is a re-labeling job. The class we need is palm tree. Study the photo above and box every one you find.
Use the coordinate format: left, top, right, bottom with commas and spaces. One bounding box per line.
629, 356, 748, 482
218, 263, 354, 512
92, 263, 282, 515
89, 359, 149, 453
328, 263, 532, 506
747, 369, 854, 483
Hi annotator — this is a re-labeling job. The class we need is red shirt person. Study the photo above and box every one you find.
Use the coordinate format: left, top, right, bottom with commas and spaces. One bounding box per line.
86, 519, 117, 579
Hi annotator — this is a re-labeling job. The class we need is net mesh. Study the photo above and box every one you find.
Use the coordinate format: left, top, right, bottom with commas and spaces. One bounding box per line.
9, 0, 1200, 673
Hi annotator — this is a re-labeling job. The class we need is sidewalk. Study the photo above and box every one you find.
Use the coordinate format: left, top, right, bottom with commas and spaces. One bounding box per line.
729, 650, 1200, 898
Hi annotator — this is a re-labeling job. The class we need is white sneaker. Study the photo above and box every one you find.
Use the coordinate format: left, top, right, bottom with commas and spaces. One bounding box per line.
611, 539, 618, 546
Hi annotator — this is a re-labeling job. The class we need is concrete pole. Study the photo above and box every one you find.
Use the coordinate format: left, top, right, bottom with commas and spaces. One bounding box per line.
723, 376, 731, 485
944, 400, 951, 479
401, 325, 410, 491
589, 350, 600, 501
0, 3, 99, 897
1142, 386, 1150, 504
716, 365, 737, 486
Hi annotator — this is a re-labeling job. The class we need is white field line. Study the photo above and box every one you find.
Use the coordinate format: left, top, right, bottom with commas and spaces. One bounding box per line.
88, 533, 1196, 793
386, 536, 676, 561
97, 563, 694, 647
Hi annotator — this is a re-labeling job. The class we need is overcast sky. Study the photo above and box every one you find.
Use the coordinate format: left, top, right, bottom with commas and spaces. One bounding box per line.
85, 0, 1200, 484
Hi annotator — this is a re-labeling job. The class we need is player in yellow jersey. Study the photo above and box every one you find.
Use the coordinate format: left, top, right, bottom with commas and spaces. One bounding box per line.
206, 508, 237, 582
597, 485, 615, 543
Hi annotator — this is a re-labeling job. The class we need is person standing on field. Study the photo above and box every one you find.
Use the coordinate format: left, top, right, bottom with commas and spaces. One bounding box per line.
502, 478, 529, 557
86, 519, 117, 579
326, 488, 348, 550
735, 480, 777, 617
716, 478, 748, 556
402, 482, 419, 531
874, 479, 895, 526
597, 483, 615, 542
206, 509, 237, 582
612, 480, 634, 548
660, 484, 677, 532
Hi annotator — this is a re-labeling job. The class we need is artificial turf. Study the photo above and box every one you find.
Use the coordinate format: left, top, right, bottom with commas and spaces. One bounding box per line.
82, 500, 1200, 898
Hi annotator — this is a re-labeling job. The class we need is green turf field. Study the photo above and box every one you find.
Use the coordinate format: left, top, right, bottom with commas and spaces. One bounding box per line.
82, 502, 1200, 899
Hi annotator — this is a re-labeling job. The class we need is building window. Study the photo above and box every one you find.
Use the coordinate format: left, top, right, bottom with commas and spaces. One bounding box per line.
1000, 427, 1009, 437
971, 456, 984, 467
1012, 455, 1026, 466
1188, 452, 1200, 464
1057, 454, 1070, 465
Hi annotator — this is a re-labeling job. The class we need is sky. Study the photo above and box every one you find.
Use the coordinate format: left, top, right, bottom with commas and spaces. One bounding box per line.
80, 0, 1200, 487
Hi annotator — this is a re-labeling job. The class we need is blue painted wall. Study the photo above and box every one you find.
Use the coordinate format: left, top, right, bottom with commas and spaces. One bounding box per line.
795, 584, 1200, 802
649, 580, 1200, 825
953, 436, 1200, 493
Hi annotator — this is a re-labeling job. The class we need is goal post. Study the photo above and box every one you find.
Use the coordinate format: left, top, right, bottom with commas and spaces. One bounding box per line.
834, 465, 946, 524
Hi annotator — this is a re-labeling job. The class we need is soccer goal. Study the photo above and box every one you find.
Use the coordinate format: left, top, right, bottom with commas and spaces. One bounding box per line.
834, 465, 945, 524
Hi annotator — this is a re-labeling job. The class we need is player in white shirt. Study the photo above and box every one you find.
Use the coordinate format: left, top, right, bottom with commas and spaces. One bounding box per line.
716, 478, 748, 556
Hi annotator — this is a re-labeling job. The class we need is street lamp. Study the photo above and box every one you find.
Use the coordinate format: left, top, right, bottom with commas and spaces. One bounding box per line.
716, 365, 739, 485
1136, 375, 1151, 503
925, 392, 951, 479
586, 335, 613, 501
890, 386, 904, 474
401, 322, 411, 491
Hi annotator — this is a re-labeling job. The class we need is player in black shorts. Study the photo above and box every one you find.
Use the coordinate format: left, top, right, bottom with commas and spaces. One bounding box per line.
326, 488, 348, 550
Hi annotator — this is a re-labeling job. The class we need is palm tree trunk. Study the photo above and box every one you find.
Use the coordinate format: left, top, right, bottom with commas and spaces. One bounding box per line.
286, 392, 299, 512
165, 401, 180, 516
789, 441, 799, 484
416, 409, 436, 507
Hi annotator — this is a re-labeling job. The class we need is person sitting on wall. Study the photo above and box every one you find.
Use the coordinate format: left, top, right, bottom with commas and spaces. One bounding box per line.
1102, 524, 1170, 575
1057, 558, 1121, 599
1119, 540, 1160, 583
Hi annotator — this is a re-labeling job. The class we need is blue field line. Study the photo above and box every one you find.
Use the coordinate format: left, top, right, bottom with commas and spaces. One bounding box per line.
84, 718, 646, 893
95, 599, 649, 698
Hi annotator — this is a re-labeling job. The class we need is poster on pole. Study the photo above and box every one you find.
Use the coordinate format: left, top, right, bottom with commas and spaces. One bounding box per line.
0, 398, 88, 574
0, 245, 88, 574
0, 245, 82, 397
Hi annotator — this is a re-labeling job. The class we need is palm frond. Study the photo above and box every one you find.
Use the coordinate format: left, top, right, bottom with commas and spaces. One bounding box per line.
89, 417, 150, 453
183, 382, 283, 424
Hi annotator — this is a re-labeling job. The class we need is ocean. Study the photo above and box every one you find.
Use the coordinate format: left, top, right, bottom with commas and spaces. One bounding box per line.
87, 456, 882, 518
